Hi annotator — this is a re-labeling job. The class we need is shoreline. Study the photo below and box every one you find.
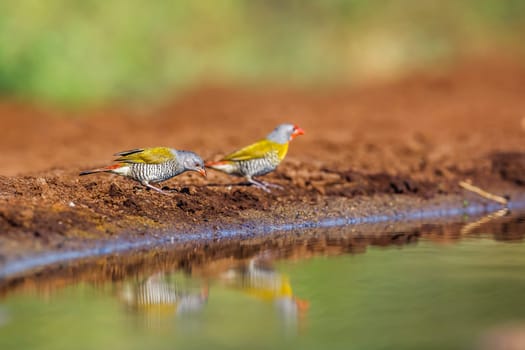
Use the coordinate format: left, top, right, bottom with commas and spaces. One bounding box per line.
1, 186, 523, 283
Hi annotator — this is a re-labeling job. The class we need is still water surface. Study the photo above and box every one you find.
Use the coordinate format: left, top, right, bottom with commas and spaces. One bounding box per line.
1, 212, 525, 350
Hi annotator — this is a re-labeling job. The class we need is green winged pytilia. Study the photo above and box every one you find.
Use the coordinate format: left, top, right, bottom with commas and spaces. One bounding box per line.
80, 147, 206, 195
206, 123, 305, 192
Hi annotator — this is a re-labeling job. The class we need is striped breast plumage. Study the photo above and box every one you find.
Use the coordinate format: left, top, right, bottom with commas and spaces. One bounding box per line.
129, 159, 183, 183
238, 150, 281, 177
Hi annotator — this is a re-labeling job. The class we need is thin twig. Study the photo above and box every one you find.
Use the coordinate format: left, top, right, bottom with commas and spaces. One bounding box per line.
459, 180, 508, 205
460, 208, 509, 236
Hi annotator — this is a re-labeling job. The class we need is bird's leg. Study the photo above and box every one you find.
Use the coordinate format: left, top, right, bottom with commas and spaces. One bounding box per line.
142, 181, 171, 195
246, 177, 271, 193
260, 180, 284, 190
247, 177, 284, 191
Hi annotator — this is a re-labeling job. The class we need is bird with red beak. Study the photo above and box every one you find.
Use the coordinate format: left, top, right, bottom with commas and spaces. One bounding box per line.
206, 123, 305, 192
80, 147, 206, 195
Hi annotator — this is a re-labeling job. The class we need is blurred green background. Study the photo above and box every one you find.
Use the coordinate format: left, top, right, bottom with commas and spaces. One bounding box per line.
0, 0, 524, 105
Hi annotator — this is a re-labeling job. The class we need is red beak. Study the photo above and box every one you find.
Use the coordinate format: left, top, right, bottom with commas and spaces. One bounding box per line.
291, 125, 305, 139
197, 168, 207, 177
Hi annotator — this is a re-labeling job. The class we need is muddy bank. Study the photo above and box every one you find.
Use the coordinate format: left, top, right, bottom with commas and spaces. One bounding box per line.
2, 208, 525, 296
1, 57, 525, 276
0, 164, 523, 280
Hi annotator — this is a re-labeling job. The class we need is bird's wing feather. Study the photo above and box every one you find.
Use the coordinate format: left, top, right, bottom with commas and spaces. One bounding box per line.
114, 147, 175, 164
113, 149, 143, 157
223, 140, 280, 161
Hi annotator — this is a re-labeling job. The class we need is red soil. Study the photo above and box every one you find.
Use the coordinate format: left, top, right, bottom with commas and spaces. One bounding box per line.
0, 56, 524, 270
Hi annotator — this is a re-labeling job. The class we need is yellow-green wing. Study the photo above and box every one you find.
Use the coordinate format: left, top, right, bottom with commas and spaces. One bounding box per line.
114, 147, 175, 164
223, 140, 288, 161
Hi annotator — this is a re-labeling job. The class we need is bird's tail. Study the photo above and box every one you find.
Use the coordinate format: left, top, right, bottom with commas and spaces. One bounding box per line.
79, 163, 127, 176
205, 160, 237, 173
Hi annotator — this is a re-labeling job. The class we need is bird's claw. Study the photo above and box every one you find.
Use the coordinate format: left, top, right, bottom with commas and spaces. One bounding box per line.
143, 183, 173, 196
264, 182, 284, 190
248, 179, 283, 193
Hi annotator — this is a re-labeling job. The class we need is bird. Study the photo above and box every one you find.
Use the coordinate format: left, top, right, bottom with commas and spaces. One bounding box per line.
79, 147, 206, 195
205, 123, 304, 192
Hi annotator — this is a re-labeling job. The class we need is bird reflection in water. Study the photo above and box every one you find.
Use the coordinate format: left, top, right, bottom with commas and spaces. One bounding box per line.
219, 256, 310, 332
118, 272, 208, 328
117, 255, 309, 332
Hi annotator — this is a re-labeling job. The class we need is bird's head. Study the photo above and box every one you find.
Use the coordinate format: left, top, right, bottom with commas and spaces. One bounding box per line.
266, 123, 305, 144
180, 151, 207, 177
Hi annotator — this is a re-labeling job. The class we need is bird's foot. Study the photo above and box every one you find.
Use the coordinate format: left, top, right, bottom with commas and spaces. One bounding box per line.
143, 182, 172, 196
263, 181, 284, 190
247, 179, 283, 193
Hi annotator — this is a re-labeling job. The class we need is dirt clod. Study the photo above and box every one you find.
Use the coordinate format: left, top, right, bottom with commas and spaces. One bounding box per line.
492, 152, 525, 186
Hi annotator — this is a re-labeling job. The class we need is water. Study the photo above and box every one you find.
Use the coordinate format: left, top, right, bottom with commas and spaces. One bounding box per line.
1, 212, 525, 350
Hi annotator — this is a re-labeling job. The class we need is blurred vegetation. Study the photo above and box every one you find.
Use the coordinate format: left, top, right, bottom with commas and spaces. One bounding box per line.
0, 0, 524, 105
